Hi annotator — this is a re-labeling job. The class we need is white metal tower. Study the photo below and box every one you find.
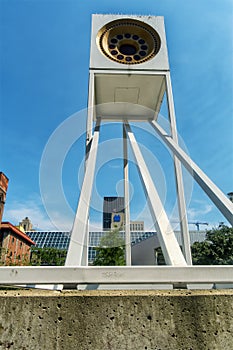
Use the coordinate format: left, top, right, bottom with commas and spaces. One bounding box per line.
65, 14, 233, 268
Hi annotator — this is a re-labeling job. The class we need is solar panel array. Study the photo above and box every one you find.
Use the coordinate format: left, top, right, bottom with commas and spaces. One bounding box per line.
26, 231, 70, 250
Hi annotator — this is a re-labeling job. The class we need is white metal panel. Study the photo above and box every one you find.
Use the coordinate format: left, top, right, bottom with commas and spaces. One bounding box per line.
115, 87, 139, 104
0, 266, 232, 285
95, 73, 165, 121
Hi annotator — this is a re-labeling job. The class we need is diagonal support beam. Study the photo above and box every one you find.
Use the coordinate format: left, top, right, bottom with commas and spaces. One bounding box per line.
124, 122, 187, 266
150, 120, 233, 225
65, 118, 101, 266
165, 72, 192, 265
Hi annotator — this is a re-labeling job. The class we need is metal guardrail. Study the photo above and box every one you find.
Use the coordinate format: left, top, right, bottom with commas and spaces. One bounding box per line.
0, 266, 232, 286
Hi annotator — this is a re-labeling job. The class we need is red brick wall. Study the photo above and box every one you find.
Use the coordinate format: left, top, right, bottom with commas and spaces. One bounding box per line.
1, 230, 31, 265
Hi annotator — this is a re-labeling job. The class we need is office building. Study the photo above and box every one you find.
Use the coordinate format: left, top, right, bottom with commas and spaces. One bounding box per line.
130, 221, 144, 231
103, 196, 125, 230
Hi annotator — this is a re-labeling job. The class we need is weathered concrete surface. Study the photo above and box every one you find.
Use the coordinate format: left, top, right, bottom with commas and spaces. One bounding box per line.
0, 289, 232, 350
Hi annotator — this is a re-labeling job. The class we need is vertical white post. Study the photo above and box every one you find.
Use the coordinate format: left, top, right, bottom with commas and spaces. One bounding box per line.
123, 123, 131, 265
65, 117, 101, 266
81, 223, 89, 266
81, 71, 96, 266
86, 72, 95, 155
165, 72, 192, 265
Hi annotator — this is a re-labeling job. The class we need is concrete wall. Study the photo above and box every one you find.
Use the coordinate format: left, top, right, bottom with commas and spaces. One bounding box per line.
132, 235, 160, 265
0, 289, 232, 350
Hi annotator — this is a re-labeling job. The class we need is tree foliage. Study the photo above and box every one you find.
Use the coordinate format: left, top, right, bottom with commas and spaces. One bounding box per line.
93, 229, 126, 266
155, 226, 233, 265
31, 247, 67, 266
191, 226, 233, 265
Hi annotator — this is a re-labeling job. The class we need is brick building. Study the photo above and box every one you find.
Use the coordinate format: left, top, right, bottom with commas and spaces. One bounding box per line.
0, 222, 35, 265
0, 172, 9, 224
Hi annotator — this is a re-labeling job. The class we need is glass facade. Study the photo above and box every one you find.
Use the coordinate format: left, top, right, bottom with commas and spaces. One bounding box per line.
26, 230, 157, 263
26, 230, 206, 264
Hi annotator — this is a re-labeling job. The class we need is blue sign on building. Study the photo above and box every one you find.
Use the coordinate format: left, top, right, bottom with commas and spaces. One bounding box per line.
113, 214, 121, 222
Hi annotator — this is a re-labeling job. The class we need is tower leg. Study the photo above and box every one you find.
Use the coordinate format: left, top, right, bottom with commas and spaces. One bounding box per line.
65, 118, 101, 266
165, 72, 192, 265
124, 122, 187, 266
81, 72, 96, 266
86, 71, 95, 152
123, 123, 131, 265
150, 120, 233, 225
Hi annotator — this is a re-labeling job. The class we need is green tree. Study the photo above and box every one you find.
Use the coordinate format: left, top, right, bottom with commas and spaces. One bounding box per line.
31, 247, 67, 266
191, 226, 233, 265
93, 229, 126, 266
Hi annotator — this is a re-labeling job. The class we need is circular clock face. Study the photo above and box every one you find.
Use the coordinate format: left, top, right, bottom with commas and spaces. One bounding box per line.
97, 18, 161, 65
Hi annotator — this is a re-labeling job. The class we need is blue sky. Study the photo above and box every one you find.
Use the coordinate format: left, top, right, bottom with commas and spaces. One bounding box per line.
1, 0, 232, 231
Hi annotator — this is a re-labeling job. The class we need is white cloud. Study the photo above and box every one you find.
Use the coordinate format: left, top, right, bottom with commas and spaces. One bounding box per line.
187, 202, 213, 221
3, 197, 72, 231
